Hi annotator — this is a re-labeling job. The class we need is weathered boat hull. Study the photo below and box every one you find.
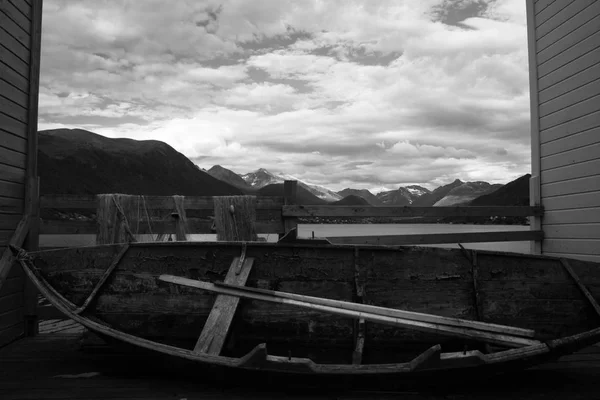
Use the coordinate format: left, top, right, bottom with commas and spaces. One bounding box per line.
14, 241, 600, 378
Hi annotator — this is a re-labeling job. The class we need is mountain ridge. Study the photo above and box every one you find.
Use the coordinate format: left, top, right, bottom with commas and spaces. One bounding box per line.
38, 128, 243, 196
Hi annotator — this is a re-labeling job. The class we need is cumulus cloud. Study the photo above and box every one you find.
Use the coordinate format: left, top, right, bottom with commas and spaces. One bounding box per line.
39, 0, 531, 191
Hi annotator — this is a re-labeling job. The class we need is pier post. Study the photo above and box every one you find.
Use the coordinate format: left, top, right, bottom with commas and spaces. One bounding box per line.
280, 180, 298, 241
213, 196, 258, 241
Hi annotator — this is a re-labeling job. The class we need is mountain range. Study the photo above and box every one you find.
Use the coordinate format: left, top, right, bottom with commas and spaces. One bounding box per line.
38, 128, 529, 210
208, 165, 507, 208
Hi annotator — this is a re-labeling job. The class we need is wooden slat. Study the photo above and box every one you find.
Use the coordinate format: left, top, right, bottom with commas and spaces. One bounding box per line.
0, 95, 27, 124
0, 112, 27, 138
543, 224, 600, 239
540, 64, 600, 105
0, 308, 22, 331
0, 132, 26, 155
535, 1, 568, 29
0, 0, 31, 33
543, 190, 600, 211
544, 239, 600, 256
161, 275, 540, 348
0, 163, 25, 184
536, 0, 594, 37
0, 145, 26, 169
0, 6, 30, 47
0, 60, 28, 93
214, 279, 536, 338
539, 93, 600, 131
560, 258, 600, 319
39, 194, 284, 210
0, 195, 23, 214
0, 43, 28, 78
0, 26, 29, 64
0, 76, 28, 107
534, 0, 555, 15
538, 46, 600, 92
0, 321, 22, 347
541, 111, 600, 144
538, 30, 600, 79
544, 252, 600, 263
541, 142, 600, 170
39, 218, 284, 235
7, 0, 32, 22
542, 175, 600, 198
75, 245, 129, 314
0, 292, 22, 314
0, 179, 24, 199
326, 230, 543, 246
193, 256, 254, 355
540, 78, 600, 118
543, 208, 600, 225
0, 213, 21, 230
541, 159, 600, 184
541, 127, 600, 157
283, 205, 543, 218
538, 1, 600, 53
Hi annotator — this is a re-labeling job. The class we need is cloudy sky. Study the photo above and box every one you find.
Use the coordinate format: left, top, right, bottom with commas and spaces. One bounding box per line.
38, 0, 531, 192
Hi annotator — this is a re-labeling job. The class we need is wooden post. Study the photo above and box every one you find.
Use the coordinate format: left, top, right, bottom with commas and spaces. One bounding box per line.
96, 195, 137, 245
22, 0, 44, 337
172, 195, 187, 241
213, 196, 258, 241
281, 180, 298, 241
23, 178, 40, 336
526, 1, 542, 255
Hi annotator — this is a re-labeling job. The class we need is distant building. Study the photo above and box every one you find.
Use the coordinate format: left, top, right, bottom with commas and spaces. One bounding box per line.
527, 1, 600, 262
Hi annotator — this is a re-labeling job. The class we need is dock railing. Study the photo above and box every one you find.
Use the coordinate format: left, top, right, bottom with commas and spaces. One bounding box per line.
38, 180, 544, 247
34, 180, 543, 321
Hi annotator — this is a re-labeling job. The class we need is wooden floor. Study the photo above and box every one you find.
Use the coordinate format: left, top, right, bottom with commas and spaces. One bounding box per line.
2, 320, 600, 400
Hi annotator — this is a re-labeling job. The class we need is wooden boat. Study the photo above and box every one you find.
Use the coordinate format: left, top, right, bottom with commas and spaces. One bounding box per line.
10, 240, 600, 381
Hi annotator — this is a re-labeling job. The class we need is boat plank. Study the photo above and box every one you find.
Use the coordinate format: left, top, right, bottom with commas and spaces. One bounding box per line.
161, 275, 540, 348
560, 258, 600, 319
194, 256, 254, 355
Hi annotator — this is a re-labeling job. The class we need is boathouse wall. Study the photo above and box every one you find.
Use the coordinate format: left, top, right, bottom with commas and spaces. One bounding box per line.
0, 0, 43, 347
527, 1, 600, 262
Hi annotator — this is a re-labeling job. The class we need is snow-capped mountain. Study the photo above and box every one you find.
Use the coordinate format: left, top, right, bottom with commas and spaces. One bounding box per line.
376, 185, 431, 206
240, 168, 281, 188
241, 168, 342, 202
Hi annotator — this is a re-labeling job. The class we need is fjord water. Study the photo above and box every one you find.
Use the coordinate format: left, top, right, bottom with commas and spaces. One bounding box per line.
40, 224, 531, 253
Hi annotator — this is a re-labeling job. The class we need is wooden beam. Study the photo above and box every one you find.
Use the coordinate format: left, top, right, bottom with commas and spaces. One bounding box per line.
560, 258, 600, 319
23, 178, 39, 336
282, 205, 544, 218
0, 215, 30, 291
74, 244, 129, 314
282, 181, 298, 241
213, 196, 258, 241
40, 194, 284, 210
39, 218, 284, 235
160, 275, 539, 348
327, 230, 544, 246
526, 0, 542, 254
194, 256, 254, 355
352, 247, 365, 365
210, 280, 535, 338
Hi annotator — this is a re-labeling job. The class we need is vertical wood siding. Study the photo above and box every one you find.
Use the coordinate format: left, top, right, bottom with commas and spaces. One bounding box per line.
0, 0, 39, 347
530, 0, 600, 262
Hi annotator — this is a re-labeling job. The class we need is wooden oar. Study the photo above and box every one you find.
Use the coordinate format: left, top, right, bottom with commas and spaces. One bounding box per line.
214, 281, 535, 338
159, 275, 540, 348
